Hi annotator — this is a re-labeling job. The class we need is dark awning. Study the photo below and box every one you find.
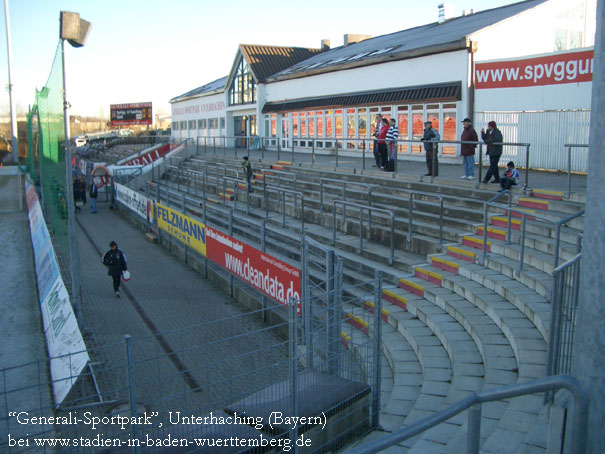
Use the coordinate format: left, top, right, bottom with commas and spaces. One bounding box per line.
262, 81, 461, 114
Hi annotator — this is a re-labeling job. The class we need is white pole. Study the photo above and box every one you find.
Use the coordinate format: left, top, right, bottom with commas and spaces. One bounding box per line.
3, 0, 18, 163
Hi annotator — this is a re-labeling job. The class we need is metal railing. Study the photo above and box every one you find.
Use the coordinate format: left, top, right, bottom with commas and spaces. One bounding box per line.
332, 200, 395, 265
344, 374, 588, 454
553, 210, 585, 268
482, 192, 584, 274
194, 134, 535, 187
546, 254, 582, 401
264, 185, 305, 230
564, 143, 589, 198
408, 191, 445, 251
319, 178, 375, 218
222, 175, 251, 214
261, 168, 298, 191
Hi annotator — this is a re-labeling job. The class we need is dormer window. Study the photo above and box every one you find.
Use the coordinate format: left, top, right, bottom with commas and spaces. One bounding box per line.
229, 57, 256, 105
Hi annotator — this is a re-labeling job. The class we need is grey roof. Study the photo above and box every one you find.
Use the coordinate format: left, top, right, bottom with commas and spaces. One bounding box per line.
170, 76, 227, 103
267, 0, 548, 82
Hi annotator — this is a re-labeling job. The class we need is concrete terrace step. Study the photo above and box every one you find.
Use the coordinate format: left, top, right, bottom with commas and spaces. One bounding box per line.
490, 214, 583, 246
396, 264, 548, 452
433, 252, 551, 343
341, 306, 423, 432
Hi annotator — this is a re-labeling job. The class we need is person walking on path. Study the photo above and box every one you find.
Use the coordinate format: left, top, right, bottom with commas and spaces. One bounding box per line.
499, 161, 519, 191
89, 180, 98, 213
377, 117, 389, 170
386, 118, 399, 172
460, 117, 478, 179
421, 120, 440, 176
372, 113, 383, 167
481, 120, 503, 184
102, 241, 127, 298
241, 156, 253, 193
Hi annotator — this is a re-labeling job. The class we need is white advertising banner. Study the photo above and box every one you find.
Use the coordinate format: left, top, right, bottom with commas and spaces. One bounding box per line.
24, 181, 89, 405
114, 182, 150, 219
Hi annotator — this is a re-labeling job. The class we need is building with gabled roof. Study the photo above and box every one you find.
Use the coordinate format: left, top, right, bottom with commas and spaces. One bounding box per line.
171, 0, 596, 171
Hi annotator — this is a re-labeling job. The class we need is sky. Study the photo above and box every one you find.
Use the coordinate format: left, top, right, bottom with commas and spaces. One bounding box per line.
0, 0, 515, 119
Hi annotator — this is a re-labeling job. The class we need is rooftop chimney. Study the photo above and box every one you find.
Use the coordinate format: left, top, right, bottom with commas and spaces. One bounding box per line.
438, 2, 455, 24
344, 34, 372, 46
321, 39, 330, 51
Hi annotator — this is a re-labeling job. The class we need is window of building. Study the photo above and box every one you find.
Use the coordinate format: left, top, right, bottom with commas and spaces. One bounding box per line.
220, 117, 225, 129
228, 57, 256, 105
300, 113, 307, 137
308, 112, 314, 138
209, 119, 218, 129
199, 119, 207, 129
180, 121, 187, 130
316, 114, 324, 138
189, 120, 196, 130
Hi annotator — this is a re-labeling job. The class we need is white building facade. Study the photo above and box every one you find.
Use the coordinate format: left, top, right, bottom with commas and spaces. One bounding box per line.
171, 0, 595, 171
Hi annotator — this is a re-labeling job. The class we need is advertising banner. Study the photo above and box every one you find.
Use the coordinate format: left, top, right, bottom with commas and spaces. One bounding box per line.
41, 279, 90, 405
476, 49, 594, 89
114, 182, 151, 220
23, 181, 89, 405
110, 102, 152, 127
156, 203, 206, 256
205, 226, 301, 311
121, 143, 172, 166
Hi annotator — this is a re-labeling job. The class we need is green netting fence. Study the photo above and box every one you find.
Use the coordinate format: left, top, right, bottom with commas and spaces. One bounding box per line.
27, 41, 71, 254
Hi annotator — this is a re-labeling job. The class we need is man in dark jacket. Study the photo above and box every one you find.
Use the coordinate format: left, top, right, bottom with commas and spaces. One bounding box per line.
102, 241, 128, 297
241, 156, 253, 193
421, 121, 440, 176
481, 121, 503, 184
460, 118, 478, 179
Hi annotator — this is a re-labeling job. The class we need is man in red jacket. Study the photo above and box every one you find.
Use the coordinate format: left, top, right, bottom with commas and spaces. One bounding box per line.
460, 118, 478, 179
377, 117, 389, 170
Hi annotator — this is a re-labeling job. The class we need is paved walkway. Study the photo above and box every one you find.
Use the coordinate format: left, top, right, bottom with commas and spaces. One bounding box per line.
74, 203, 289, 432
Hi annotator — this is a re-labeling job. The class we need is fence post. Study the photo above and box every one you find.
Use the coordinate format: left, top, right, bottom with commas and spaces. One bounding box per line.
326, 250, 336, 375
289, 293, 299, 454
302, 237, 313, 369
466, 403, 482, 454
277, 138, 281, 162
203, 202, 208, 279
477, 143, 483, 186
312, 139, 315, 167
523, 144, 530, 194
261, 221, 268, 323
229, 209, 234, 296
362, 139, 366, 170
408, 194, 414, 245
372, 269, 382, 428
517, 213, 527, 275
124, 335, 141, 454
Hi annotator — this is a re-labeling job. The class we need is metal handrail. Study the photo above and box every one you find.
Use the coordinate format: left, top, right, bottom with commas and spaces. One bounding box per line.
184, 169, 206, 199
482, 190, 514, 265
319, 178, 375, 219
546, 254, 582, 391
222, 175, 251, 214
264, 185, 305, 230
409, 192, 444, 251
564, 144, 588, 198
553, 209, 585, 268
344, 374, 588, 454
194, 134, 533, 184
331, 200, 394, 265
262, 168, 298, 191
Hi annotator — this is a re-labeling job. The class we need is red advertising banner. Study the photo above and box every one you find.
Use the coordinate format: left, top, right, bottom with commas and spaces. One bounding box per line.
122, 144, 173, 166
206, 226, 301, 313
110, 102, 152, 127
475, 49, 593, 89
